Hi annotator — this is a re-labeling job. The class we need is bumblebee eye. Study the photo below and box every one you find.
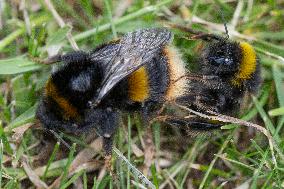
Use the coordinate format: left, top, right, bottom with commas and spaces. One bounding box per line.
224, 58, 233, 65
208, 56, 233, 66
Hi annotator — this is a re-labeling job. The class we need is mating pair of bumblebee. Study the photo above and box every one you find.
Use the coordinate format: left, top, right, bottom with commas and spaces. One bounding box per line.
36, 27, 261, 157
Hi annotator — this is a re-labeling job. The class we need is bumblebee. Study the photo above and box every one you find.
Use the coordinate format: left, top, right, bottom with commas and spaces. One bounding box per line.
167, 27, 261, 131
36, 28, 189, 156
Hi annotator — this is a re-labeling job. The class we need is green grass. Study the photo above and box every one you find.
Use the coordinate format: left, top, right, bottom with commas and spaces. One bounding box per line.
0, 0, 284, 188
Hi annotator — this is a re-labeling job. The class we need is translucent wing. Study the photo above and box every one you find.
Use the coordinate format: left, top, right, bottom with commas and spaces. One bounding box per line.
89, 28, 173, 106
91, 43, 120, 63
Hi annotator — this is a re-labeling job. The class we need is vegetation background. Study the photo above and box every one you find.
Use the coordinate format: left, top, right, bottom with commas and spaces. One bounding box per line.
0, 0, 284, 188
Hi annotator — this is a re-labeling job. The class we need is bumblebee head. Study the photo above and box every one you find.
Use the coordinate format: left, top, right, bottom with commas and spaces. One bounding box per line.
203, 39, 242, 75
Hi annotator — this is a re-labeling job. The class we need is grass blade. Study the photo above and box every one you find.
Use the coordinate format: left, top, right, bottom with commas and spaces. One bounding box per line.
43, 142, 60, 180
60, 143, 76, 188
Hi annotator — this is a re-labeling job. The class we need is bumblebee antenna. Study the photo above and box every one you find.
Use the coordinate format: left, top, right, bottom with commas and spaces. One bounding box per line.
220, 10, 229, 39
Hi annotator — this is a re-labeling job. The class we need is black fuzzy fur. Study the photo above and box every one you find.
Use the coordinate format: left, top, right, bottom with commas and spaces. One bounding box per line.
36, 43, 170, 154
175, 38, 261, 130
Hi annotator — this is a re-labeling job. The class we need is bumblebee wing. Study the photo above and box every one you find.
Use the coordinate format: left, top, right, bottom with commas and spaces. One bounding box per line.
91, 28, 172, 106
91, 42, 120, 63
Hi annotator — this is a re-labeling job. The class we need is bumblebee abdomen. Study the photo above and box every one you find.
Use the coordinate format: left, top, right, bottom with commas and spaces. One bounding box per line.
231, 42, 258, 87
126, 58, 168, 103
163, 46, 188, 100
127, 66, 150, 102
126, 45, 188, 104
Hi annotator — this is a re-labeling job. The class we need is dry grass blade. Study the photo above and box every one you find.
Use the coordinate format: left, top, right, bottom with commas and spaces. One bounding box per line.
131, 180, 148, 189
159, 162, 188, 189
70, 161, 102, 175
191, 16, 256, 41
22, 158, 48, 189
69, 137, 103, 172
114, 0, 133, 18
131, 143, 144, 157
12, 123, 33, 143
44, 0, 79, 50
142, 127, 155, 176
230, 0, 244, 29
20, 0, 31, 35
0, 0, 3, 29
260, 50, 284, 64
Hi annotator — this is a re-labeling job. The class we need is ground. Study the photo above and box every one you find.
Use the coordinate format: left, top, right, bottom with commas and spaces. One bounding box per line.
0, 0, 284, 188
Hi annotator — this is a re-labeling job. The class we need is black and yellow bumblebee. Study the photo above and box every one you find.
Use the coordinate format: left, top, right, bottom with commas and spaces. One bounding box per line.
36, 28, 189, 155
166, 25, 261, 131
36, 25, 261, 157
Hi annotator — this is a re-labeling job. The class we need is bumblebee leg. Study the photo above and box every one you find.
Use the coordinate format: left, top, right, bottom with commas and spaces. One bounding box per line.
166, 117, 222, 131
177, 94, 224, 113
167, 23, 224, 42
102, 135, 113, 172
195, 95, 219, 112
176, 95, 214, 112
102, 135, 120, 184
191, 33, 224, 41
189, 75, 228, 90
92, 108, 120, 178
